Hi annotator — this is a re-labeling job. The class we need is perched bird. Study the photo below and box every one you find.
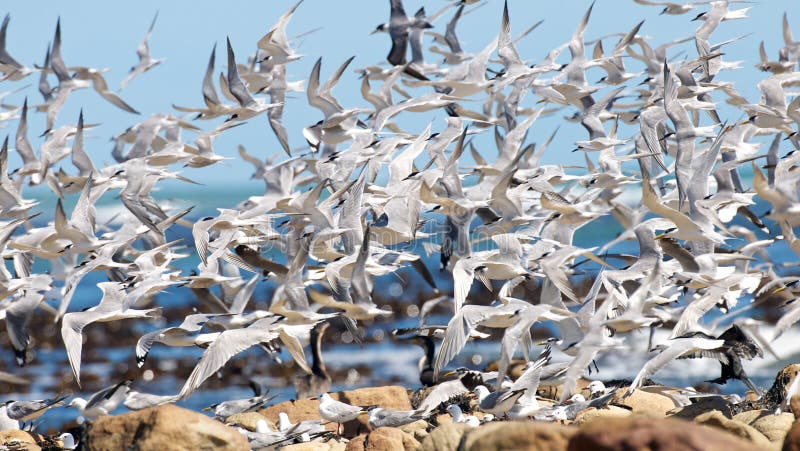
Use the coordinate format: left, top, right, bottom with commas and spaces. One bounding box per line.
317, 393, 366, 434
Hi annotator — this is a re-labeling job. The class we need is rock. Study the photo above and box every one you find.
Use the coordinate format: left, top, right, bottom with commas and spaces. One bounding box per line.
0, 430, 41, 451
284, 438, 347, 451
538, 378, 591, 401
462, 421, 574, 451
573, 405, 632, 425
751, 412, 794, 442
260, 386, 412, 439
784, 419, 800, 451
669, 396, 733, 420
224, 412, 275, 432
694, 410, 772, 449
345, 427, 421, 451
792, 394, 800, 419
733, 409, 770, 425
568, 416, 755, 451
86, 404, 249, 451
612, 388, 678, 417
420, 422, 471, 451
399, 419, 430, 442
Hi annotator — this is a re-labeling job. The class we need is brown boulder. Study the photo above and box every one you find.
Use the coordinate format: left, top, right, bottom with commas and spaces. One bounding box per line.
568, 415, 755, 451
751, 412, 794, 442
613, 388, 678, 417
462, 421, 574, 451
694, 410, 772, 448
283, 438, 347, 451
399, 419, 431, 443
421, 422, 471, 451
224, 412, 276, 431
0, 430, 41, 451
86, 404, 248, 451
573, 405, 632, 425
346, 427, 421, 451
260, 386, 412, 439
669, 396, 733, 420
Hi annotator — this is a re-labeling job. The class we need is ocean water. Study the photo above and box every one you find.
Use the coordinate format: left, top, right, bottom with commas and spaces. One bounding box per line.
4, 180, 799, 433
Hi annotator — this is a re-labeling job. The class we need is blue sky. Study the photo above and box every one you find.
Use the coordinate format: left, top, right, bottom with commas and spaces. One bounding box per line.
3, 0, 797, 193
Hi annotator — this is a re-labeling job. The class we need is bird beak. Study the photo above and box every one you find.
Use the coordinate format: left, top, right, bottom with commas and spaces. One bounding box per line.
653, 232, 666, 240
442, 371, 457, 378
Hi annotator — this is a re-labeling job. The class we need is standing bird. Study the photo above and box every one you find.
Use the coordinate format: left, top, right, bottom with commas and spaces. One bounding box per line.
373, 0, 433, 66
4, 394, 68, 426
317, 393, 366, 435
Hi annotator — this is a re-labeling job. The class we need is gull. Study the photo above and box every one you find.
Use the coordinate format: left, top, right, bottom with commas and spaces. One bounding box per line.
12, 99, 43, 183
367, 406, 426, 428
446, 404, 479, 427
68, 380, 131, 419
0, 15, 31, 80
5, 291, 47, 366
256, 0, 304, 66
308, 227, 393, 321
119, 12, 165, 90
42, 19, 92, 132
474, 385, 525, 416
633, 0, 710, 15
418, 367, 485, 414
61, 281, 160, 387
135, 313, 218, 367
178, 317, 313, 398
508, 346, 551, 418
172, 44, 229, 120
4, 394, 68, 424
73, 68, 140, 114
277, 412, 326, 436
626, 335, 726, 395
374, 0, 434, 66
59, 433, 76, 450
123, 391, 177, 411
537, 389, 619, 421
0, 137, 38, 217
205, 391, 275, 419
317, 392, 366, 434
224, 37, 282, 121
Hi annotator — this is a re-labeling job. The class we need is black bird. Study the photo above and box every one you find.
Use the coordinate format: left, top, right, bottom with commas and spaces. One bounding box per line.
294, 322, 332, 399
373, 0, 433, 66
680, 325, 764, 395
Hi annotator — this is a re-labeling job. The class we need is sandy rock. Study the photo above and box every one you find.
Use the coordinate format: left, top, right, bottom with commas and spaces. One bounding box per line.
0, 430, 41, 451
399, 419, 430, 442
462, 421, 574, 451
694, 410, 772, 448
568, 415, 755, 451
669, 396, 733, 420
260, 386, 412, 439
420, 422, 471, 451
751, 412, 794, 442
284, 438, 347, 451
346, 427, 421, 451
612, 388, 677, 417
573, 405, 632, 425
86, 404, 248, 451
538, 378, 591, 401
224, 412, 275, 431
733, 409, 771, 425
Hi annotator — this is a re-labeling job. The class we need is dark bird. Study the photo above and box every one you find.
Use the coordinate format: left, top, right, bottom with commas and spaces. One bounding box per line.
373, 0, 433, 66
294, 321, 332, 399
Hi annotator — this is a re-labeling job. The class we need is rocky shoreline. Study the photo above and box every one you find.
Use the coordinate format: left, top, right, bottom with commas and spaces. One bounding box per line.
5, 365, 800, 451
